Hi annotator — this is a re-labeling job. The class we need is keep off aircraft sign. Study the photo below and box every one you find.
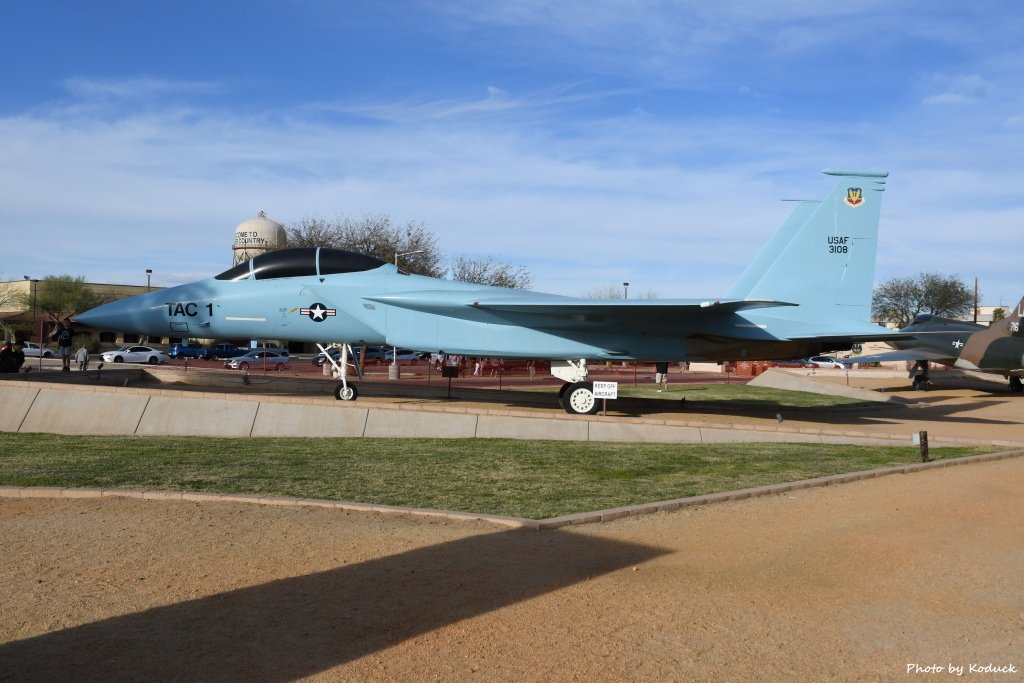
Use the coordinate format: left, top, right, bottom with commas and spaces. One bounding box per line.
592, 381, 618, 399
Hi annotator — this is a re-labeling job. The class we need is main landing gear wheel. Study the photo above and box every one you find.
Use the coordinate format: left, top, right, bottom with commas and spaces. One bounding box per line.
560, 381, 600, 415
912, 376, 930, 391
335, 383, 359, 401
558, 382, 571, 399
1010, 376, 1023, 394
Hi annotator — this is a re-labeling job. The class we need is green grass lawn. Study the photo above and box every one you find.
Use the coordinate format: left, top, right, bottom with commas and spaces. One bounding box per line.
520, 382, 871, 409
613, 383, 870, 408
0, 434, 992, 519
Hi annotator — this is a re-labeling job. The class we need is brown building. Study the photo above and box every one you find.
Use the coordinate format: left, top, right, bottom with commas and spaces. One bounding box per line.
0, 279, 166, 350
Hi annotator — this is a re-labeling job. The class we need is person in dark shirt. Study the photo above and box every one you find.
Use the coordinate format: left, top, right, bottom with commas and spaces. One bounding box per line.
655, 361, 670, 392
53, 320, 75, 372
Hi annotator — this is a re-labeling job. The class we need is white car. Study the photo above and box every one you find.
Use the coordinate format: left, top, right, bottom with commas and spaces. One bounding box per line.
20, 342, 55, 358
804, 355, 851, 369
224, 349, 290, 371
100, 345, 168, 365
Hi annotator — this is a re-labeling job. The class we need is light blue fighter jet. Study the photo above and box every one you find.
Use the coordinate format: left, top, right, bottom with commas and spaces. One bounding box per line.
77, 169, 896, 414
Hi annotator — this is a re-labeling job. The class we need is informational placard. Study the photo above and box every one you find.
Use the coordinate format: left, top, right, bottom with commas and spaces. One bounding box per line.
592, 381, 618, 399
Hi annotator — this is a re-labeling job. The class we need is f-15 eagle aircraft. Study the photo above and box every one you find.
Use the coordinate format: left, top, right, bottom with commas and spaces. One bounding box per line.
853, 296, 1024, 392
77, 168, 896, 414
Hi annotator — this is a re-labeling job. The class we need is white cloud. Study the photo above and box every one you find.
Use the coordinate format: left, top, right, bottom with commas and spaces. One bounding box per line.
922, 74, 993, 106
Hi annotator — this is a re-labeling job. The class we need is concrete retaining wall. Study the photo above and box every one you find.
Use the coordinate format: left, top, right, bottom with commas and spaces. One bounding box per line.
0, 380, 981, 447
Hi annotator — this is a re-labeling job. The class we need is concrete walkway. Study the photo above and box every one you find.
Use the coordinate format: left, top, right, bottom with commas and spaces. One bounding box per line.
5, 374, 1021, 447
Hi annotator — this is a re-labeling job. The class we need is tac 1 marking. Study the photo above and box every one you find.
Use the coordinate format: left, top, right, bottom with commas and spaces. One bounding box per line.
167, 302, 213, 317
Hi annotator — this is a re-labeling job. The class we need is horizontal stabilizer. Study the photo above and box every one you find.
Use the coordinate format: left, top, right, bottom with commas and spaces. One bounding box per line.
850, 349, 956, 364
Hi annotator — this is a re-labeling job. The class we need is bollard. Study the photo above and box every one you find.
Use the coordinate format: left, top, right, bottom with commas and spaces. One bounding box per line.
918, 430, 929, 462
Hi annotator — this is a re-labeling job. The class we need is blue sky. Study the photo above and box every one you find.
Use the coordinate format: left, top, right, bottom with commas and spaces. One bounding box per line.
2, 1, 1022, 307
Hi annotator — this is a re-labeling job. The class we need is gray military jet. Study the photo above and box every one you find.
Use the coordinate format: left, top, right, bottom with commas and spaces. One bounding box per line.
853, 297, 1024, 392
77, 169, 899, 413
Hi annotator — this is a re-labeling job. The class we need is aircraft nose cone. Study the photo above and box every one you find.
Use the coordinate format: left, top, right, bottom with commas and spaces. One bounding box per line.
76, 292, 166, 334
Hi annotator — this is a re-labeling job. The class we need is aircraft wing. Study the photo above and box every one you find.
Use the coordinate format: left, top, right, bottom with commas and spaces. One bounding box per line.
364, 292, 796, 336
365, 292, 795, 314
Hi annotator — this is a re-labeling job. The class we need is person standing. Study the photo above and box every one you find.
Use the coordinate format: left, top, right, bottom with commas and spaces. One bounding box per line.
76, 346, 90, 371
527, 359, 536, 380
53, 320, 75, 372
655, 361, 670, 392
11, 343, 25, 372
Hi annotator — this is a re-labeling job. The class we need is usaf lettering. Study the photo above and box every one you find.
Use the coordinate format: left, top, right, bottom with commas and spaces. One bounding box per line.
167, 302, 213, 317
828, 235, 849, 254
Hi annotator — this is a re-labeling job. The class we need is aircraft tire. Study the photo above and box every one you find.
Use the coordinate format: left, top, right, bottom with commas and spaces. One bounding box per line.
562, 381, 599, 415
558, 382, 571, 398
335, 383, 358, 401
1010, 377, 1023, 393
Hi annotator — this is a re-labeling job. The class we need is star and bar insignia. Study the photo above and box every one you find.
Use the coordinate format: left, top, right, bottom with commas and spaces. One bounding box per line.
300, 303, 336, 321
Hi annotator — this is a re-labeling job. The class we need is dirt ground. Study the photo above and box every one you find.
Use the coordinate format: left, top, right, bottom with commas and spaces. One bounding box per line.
1, 454, 1021, 682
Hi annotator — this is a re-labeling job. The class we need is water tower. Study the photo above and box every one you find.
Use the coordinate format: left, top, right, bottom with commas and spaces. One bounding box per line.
233, 211, 286, 265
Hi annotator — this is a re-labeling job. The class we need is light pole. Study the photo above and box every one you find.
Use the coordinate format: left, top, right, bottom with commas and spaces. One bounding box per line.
23, 276, 40, 371
146, 269, 153, 292
623, 282, 629, 299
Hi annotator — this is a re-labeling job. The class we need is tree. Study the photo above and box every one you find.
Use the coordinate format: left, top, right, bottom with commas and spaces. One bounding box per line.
583, 283, 658, 299
448, 255, 532, 289
287, 213, 533, 288
0, 279, 24, 341
872, 272, 974, 328
991, 308, 1006, 323
19, 275, 106, 326
287, 213, 443, 277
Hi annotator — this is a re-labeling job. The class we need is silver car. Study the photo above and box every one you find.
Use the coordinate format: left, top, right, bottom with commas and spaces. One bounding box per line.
224, 349, 290, 371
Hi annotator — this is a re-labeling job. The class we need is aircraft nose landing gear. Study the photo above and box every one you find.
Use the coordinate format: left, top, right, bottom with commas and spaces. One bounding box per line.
319, 343, 362, 402
335, 383, 358, 401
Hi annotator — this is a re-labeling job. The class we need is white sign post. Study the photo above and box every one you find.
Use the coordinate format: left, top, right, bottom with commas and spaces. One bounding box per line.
592, 381, 618, 415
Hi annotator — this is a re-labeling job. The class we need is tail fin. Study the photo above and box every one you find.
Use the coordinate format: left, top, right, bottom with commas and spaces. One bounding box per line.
958, 295, 1024, 372
727, 169, 887, 324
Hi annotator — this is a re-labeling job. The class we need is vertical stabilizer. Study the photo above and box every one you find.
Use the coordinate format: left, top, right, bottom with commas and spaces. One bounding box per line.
730, 169, 887, 324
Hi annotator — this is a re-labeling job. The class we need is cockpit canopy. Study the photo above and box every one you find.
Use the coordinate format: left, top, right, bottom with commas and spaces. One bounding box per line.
909, 313, 934, 326
216, 248, 387, 281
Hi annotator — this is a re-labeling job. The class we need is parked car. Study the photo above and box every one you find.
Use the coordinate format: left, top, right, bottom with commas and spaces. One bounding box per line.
100, 345, 168, 365
20, 342, 55, 358
224, 350, 289, 371
206, 342, 247, 360
255, 342, 289, 357
312, 347, 342, 366
804, 355, 851, 369
771, 359, 815, 368
167, 342, 210, 360
361, 347, 424, 363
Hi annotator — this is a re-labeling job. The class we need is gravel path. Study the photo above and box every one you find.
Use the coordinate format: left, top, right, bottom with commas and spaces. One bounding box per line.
2, 456, 1021, 682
